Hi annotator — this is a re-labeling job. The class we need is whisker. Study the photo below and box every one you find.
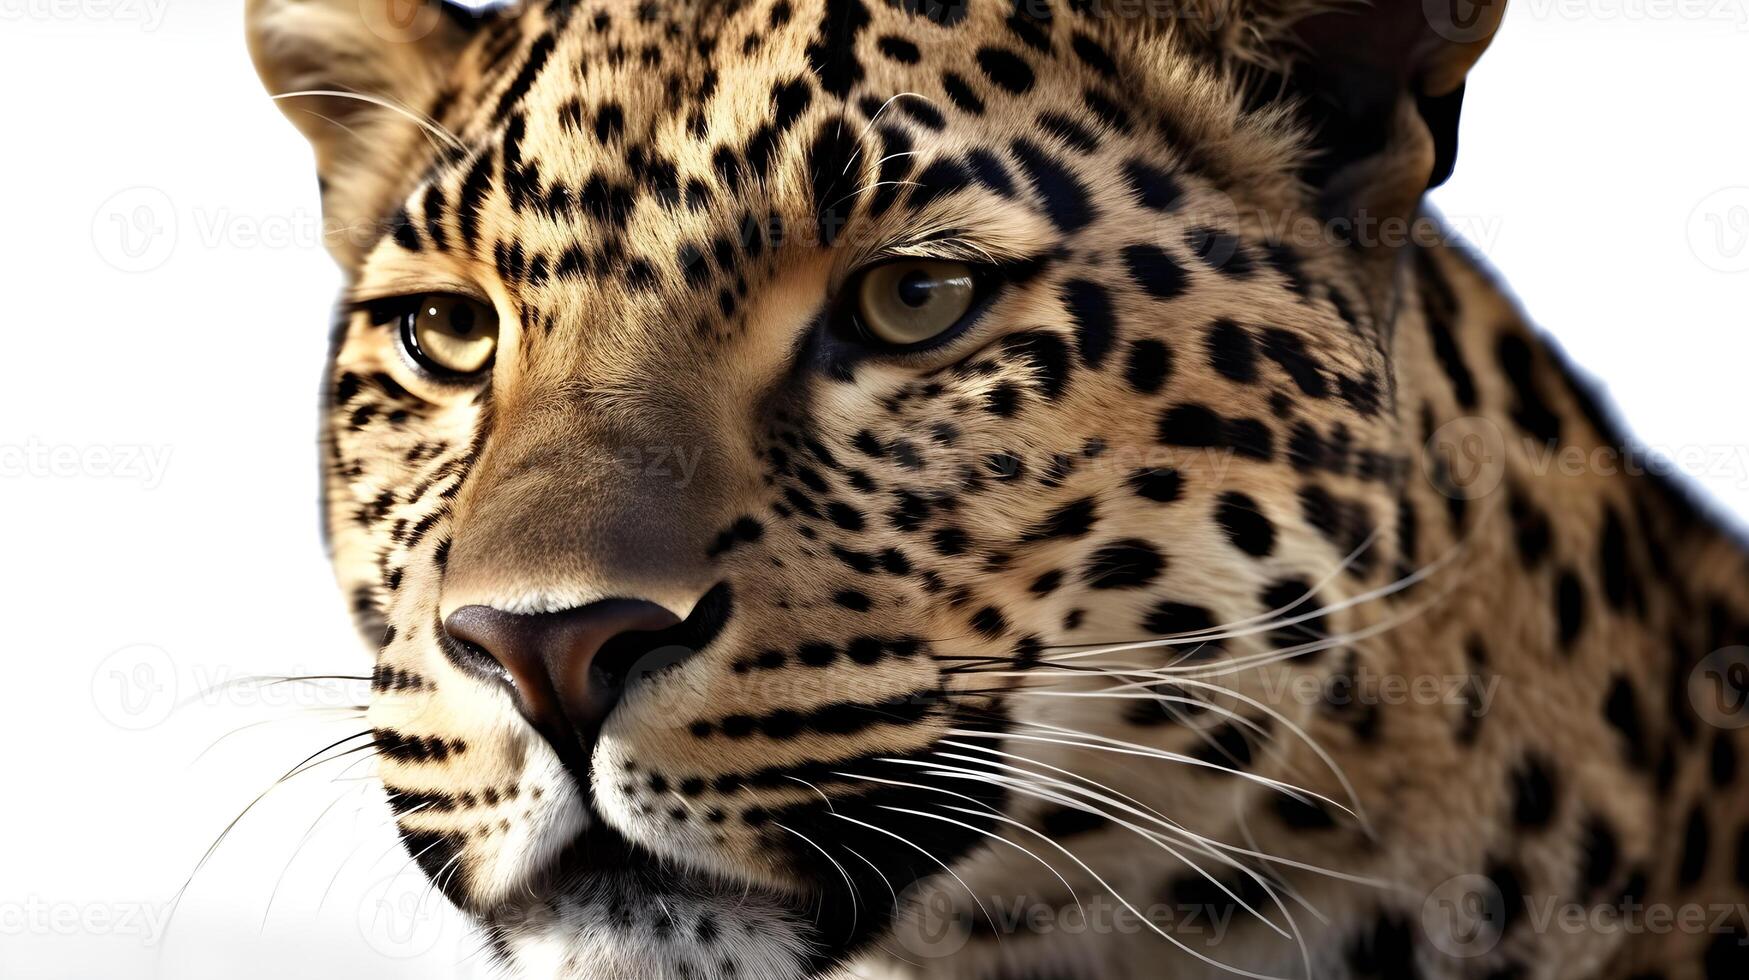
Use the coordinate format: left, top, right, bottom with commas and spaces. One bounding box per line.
271, 90, 463, 150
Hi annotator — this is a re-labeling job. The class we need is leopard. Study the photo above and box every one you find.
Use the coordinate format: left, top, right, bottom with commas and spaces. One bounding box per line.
244, 0, 1749, 977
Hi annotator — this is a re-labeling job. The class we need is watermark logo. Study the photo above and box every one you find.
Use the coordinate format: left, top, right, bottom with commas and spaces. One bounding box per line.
1423, 0, 1503, 43
90, 643, 178, 731
1689, 187, 1749, 273
361, 0, 446, 42
0, 438, 173, 488
891, 883, 974, 959
0, 898, 170, 946
1424, 416, 1508, 501
1692, 646, 1749, 730
1422, 874, 1508, 958
357, 873, 449, 958
0, 0, 170, 30
92, 187, 176, 273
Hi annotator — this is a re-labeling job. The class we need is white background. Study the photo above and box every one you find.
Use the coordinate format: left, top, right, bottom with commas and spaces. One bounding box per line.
2, 2, 1746, 978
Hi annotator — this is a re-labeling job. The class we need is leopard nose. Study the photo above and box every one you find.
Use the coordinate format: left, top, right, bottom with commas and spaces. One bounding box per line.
442, 598, 687, 770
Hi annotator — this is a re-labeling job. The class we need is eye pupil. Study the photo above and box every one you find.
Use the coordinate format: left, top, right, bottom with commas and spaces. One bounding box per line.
896, 271, 934, 308
449, 302, 476, 335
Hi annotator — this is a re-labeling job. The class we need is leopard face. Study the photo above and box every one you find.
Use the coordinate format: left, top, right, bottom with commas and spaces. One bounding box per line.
248, 0, 1507, 976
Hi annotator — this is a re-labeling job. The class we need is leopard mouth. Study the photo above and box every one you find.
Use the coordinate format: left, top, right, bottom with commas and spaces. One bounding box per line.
450, 711, 1016, 978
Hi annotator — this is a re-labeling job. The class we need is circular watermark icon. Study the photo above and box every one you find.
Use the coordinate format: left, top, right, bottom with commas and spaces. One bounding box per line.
890, 882, 974, 959
357, 873, 449, 959
1421, 873, 1507, 958
90, 643, 177, 730
1687, 187, 1749, 274
1423, 415, 1507, 501
361, 0, 446, 42
1691, 646, 1749, 730
91, 186, 177, 273
1423, 0, 1503, 43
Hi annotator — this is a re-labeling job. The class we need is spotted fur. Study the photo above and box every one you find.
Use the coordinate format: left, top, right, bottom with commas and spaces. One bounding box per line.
248, 1, 1749, 977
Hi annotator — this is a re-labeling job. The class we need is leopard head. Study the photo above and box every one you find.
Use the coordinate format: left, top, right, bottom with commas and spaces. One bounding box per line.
247, 0, 1502, 975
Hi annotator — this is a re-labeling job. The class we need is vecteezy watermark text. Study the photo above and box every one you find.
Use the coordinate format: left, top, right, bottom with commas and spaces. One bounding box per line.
0, 438, 172, 488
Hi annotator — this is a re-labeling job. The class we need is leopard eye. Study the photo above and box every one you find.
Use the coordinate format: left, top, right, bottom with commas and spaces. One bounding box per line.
401, 294, 499, 378
854, 259, 977, 347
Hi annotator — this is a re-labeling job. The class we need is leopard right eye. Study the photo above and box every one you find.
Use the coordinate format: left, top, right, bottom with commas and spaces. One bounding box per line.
397, 294, 500, 380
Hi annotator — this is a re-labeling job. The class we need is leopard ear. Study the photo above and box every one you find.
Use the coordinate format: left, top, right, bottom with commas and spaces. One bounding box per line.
1185, 0, 1504, 226
246, 0, 490, 263
1260, 0, 1506, 224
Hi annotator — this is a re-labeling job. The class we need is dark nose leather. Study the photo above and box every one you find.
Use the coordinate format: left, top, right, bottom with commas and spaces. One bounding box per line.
443, 599, 684, 770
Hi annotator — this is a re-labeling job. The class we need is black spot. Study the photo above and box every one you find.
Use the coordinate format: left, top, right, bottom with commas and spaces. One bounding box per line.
897, 98, 946, 131
964, 148, 1014, 196
1185, 226, 1251, 276
1002, 329, 1073, 400
1680, 803, 1711, 887
594, 102, 625, 142
1259, 578, 1327, 654
1157, 403, 1221, 448
1215, 492, 1275, 557
1142, 602, 1219, 654
877, 34, 920, 62
1130, 467, 1182, 503
1713, 734, 1739, 788
1555, 569, 1586, 650
807, 119, 864, 246
1737, 824, 1749, 888
1059, 279, 1115, 367
808, 0, 872, 97
1028, 569, 1063, 595
1507, 490, 1552, 568
1081, 87, 1131, 132
1125, 340, 1172, 395
833, 589, 872, 612
1205, 319, 1257, 383
906, 157, 974, 210
1161, 402, 1273, 458
1022, 497, 1097, 542
1705, 924, 1749, 980
1259, 328, 1329, 397
1424, 313, 1477, 410
1510, 754, 1558, 829
1069, 31, 1117, 77
1272, 792, 1337, 829
940, 71, 985, 114
1578, 815, 1620, 895
970, 606, 1008, 638
1121, 158, 1181, 211
1121, 244, 1187, 300
984, 382, 1020, 416
1189, 721, 1258, 771
975, 46, 1035, 94
1038, 805, 1110, 837
1603, 674, 1649, 769
1497, 333, 1562, 445
886, 0, 968, 26
1083, 539, 1165, 590
1010, 138, 1094, 232
1039, 112, 1099, 153
1599, 506, 1637, 611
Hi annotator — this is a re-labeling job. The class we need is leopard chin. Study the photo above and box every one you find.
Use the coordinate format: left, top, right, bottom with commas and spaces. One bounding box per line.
479, 827, 821, 980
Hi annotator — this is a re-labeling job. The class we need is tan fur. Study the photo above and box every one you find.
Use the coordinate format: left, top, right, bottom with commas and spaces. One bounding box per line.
248, 1, 1749, 978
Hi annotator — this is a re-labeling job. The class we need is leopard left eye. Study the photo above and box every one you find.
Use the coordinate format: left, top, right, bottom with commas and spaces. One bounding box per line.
399, 294, 499, 379
850, 259, 981, 348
